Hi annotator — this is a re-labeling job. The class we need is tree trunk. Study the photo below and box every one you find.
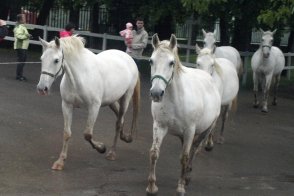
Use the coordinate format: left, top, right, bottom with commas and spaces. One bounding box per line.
232, 17, 252, 51
69, 7, 80, 29
219, 15, 230, 46
154, 14, 174, 40
0, 5, 10, 20
91, 3, 100, 33
286, 30, 294, 52
36, 0, 55, 25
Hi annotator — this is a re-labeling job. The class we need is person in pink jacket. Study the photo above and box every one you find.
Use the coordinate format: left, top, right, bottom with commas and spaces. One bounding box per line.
59, 23, 75, 38
119, 22, 133, 53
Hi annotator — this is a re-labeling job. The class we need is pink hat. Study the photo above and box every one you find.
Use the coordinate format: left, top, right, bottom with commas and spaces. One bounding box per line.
126, 22, 133, 28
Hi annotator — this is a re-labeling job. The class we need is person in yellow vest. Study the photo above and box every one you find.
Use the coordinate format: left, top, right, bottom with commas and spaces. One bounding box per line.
13, 14, 31, 81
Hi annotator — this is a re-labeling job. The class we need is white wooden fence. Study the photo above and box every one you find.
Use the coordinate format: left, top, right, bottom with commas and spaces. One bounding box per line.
4, 21, 294, 84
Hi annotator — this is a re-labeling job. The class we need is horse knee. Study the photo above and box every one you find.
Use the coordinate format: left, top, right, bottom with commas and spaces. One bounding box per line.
150, 148, 159, 163
63, 131, 71, 141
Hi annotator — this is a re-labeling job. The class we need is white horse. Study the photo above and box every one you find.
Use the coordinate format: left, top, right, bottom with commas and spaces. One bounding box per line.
196, 45, 239, 144
251, 29, 285, 113
146, 34, 221, 196
202, 29, 243, 76
37, 36, 140, 170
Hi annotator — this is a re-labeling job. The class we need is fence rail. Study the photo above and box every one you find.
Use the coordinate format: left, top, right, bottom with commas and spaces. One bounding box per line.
3, 21, 294, 85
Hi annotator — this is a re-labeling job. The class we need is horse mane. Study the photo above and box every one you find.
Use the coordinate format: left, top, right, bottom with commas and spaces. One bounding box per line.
198, 48, 223, 76
48, 36, 86, 56
157, 40, 183, 73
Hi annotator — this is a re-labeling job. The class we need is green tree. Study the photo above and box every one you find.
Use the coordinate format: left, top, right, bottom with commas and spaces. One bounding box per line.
181, 0, 269, 51
257, 0, 294, 52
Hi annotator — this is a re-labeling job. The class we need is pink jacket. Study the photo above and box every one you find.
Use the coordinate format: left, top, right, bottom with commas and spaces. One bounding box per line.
59, 30, 72, 38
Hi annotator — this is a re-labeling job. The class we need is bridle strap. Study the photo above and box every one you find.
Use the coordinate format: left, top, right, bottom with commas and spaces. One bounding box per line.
41, 50, 65, 79
262, 45, 272, 49
151, 71, 174, 86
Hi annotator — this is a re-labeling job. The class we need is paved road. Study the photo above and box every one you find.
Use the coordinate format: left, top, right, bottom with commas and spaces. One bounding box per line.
0, 49, 293, 196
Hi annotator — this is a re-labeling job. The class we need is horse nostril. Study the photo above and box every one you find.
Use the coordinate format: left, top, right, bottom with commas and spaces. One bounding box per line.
44, 87, 48, 92
160, 90, 164, 96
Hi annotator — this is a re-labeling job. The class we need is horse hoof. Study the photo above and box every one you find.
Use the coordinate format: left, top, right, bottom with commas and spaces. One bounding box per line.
253, 103, 259, 108
96, 144, 106, 154
52, 161, 64, 171
105, 151, 116, 161
205, 143, 214, 151
261, 108, 268, 113
120, 134, 133, 143
272, 101, 277, 106
146, 192, 158, 196
176, 191, 186, 196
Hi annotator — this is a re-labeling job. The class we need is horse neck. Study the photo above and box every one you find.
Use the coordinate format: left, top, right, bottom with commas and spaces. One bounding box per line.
165, 68, 185, 97
63, 49, 89, 88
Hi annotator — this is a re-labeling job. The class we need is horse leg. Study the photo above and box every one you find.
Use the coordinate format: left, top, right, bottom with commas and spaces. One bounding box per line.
217, 105, 229, 144
253, 72, 259, 108
146, 124, 168, 195
185, 120, 216, 186
106, 102, 120, 160
84, 104, 106, 154
176, 127, 197, 195
272, 75, 280, 106
118, 92, 134, 143
52, 101, 73, 170
261, 74, 272, 113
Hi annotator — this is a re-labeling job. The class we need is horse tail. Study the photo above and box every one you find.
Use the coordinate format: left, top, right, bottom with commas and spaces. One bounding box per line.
230, 95, 238, 113
130, 75, 141, 137
238, 60, 244, 77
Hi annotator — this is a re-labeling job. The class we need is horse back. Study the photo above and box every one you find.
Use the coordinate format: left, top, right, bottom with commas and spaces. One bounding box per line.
154, 67, 221, 133
215, 46, 242, 72
271, 46, 285, 75
215, 58, 239, 105
75, 49, 138, 105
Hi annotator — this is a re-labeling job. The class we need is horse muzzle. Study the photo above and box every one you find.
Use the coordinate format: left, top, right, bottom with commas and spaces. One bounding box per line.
37, 85, 49, 96
150, 88, 165, 102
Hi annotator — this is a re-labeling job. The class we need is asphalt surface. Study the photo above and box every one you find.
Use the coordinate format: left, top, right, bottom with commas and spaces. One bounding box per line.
0, 48, 293, 196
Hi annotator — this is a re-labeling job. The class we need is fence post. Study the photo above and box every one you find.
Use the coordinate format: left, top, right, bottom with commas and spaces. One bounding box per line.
185, 22, 192, 63
102, 33, 107, 51
242, 51, 249, 86
43, 25, 48, 41
287, 55, 291, 80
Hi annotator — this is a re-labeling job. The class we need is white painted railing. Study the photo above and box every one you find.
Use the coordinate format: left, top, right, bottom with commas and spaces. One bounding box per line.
4, 21, 294, 83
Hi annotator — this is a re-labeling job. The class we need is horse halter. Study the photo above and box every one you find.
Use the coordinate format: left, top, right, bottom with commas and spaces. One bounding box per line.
151, 71, 174, 87
262, 45, 272, 49
41, 50, 65, 79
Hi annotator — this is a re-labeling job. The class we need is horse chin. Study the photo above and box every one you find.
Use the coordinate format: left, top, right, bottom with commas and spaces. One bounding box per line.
151, 96, 163, 102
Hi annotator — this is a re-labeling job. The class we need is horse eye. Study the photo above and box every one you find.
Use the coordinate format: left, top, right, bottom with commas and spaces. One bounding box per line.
169, 61, 175, 66
54, 59, 59, 64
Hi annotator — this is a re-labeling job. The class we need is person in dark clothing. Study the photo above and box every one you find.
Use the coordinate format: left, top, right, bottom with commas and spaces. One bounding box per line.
13, 14, 31, 81
0, 19, 8, 43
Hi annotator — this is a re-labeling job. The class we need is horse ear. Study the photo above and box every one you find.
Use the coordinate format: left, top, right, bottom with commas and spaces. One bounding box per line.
39, 37, 48, 49
54, 37, 60, 48
259, 28, 265, 34
213, 29, 217, 37
195, 44, 201, 55
202, 29, 207, 36
152, 33, 160, 49
272, 29, 277, 35
169, 34, 177, 50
